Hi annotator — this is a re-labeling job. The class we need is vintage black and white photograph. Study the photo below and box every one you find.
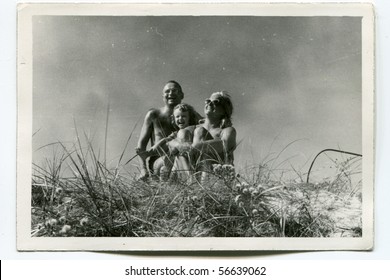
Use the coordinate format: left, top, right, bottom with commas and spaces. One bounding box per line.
17, 3, 374, 250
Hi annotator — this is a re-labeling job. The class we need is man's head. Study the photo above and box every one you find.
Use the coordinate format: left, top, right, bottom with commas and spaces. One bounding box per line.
162, 80, 184, 107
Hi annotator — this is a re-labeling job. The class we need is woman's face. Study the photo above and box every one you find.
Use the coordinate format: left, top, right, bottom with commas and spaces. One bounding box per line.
204, 95, 225, 118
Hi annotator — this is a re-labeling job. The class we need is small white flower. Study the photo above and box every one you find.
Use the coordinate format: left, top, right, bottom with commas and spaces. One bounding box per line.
214, 164, 222, 170
234, 195, 242, 204
59, 225, 71, 234
55, 187, 63, 195
49, 218, 57, 226
227, 164, 234, 170
80, 217, 89, 226
252, 209, 259, 216
242, 188, 249, 195
62, 197, 72, 204
222, 164, 233, 170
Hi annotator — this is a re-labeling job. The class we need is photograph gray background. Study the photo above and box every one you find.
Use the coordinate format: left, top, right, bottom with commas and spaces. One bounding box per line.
32, 16, 362, 183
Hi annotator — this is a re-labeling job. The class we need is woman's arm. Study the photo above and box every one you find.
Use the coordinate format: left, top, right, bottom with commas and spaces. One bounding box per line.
221, 127, 237, 152
192, 127, 237, 155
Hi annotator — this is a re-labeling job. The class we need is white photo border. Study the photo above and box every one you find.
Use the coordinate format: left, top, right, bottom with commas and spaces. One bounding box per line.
17, 3, 375, 251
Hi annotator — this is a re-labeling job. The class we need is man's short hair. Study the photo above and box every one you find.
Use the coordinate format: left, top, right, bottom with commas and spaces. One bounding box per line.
166, 80, 183, 94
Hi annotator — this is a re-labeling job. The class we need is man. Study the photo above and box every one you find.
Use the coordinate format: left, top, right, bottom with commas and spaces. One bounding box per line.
135, 81, 201, 180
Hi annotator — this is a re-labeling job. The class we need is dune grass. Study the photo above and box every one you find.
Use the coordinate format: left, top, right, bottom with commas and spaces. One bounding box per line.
31, 129, 362, 238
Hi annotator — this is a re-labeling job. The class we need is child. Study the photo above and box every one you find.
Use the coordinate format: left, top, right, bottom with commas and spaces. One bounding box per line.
147, 103, 199, 180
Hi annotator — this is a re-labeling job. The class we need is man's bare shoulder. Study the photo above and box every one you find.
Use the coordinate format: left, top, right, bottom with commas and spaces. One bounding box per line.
145, 107, 164, 120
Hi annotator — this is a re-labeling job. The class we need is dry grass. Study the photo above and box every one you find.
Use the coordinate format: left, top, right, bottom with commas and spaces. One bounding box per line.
31, 132, 362, 237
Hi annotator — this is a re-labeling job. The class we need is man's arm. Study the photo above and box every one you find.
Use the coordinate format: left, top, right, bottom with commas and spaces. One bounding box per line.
135, 110, 156, 180
136, 109, 155, 152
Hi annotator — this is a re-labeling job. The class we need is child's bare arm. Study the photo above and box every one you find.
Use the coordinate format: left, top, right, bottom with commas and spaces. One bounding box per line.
176, 129, 192, 143
169, 129, 193, 154
148, 132, 177, 155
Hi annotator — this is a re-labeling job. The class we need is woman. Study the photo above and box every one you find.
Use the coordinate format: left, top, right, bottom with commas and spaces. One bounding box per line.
169, 91, 236, 181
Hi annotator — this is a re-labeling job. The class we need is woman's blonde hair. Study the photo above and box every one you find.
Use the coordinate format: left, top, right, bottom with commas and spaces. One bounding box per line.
210, 91, 233, 129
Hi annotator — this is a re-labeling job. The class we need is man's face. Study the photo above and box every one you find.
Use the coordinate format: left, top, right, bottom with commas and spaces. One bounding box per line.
162, 82, 183, 106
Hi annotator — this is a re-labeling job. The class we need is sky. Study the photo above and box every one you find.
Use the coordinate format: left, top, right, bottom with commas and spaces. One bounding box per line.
32, 15, 362, 181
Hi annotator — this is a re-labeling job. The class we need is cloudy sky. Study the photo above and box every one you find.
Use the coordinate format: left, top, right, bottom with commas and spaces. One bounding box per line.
32, 15, 362, 180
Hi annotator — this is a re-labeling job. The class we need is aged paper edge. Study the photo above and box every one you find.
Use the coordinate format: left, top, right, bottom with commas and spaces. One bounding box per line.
16, 3, 375, 251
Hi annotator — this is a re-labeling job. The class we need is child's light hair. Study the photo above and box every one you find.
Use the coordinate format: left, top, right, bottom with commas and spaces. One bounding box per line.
172, 103, 198, 128
210, 91, 234, 129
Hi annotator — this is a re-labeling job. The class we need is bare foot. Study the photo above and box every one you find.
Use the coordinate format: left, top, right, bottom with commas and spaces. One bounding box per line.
159, 166, 170, 182
137, 168, 149, 181
137, 150, 150, 161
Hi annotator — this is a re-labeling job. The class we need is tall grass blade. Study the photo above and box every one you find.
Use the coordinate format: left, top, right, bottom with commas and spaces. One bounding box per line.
104, 103, 110, 165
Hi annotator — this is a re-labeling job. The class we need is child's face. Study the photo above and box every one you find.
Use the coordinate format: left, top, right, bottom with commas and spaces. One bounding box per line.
173, 109, 190, 129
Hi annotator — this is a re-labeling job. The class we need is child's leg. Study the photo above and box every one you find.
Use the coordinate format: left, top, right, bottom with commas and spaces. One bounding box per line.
172, 154, 193, 183
159, 155, 175, 181
200, 162, 213, 185
150, 156, 163, 180
193, 127, 212, 183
